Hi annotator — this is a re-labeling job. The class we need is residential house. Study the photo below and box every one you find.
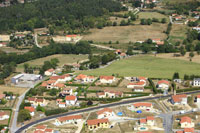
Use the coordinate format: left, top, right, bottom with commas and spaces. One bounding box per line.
35, 125, 46, 131
192, 27, 200, 33
171, 94, 187, 105
97, 90, 123, 98
196, 95, 200, 103
44, 129, 54, 133
129, 102, 153, 111
184, 128, 195, 133
65, 95, 77, 106
24, 106, 35, 116
56, 99, 63, 105
54, 115, 82, 126
75, 74, 95, 83
96, 108, 115, 119
157, 80, 170, 90
44, 69, 55, 76
27, 97, 47, 107
127, 81, 146, 89
174, 79, 182, 83
99, 76, 115, 84
41, 80, 56, 89
193, 78, 200, 87
58, 102, 66, 108
139, 116, 155, 126
115, 49, 121, 54
152, 39, 164, 45
50, 74, 72, 82
120, 53, 126, 58
175, 16, 182, 21
0, 112, 9, 120
66, 35, 80, 42
0, 42, 7, 47
180, 116, 194, 128
87, 119, 109, 130
59, 87, 75, 97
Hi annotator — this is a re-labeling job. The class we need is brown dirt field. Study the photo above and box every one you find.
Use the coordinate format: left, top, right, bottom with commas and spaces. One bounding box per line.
0, 85, 28, 95
153, 52, 200, 64
0, 110, 10, 125
83, 23, 167, 43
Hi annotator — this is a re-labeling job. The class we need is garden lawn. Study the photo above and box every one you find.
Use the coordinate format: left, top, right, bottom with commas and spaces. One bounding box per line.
78, 55, 200, 79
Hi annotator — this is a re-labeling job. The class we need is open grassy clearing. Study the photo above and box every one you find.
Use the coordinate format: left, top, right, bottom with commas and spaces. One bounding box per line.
152, 52, 200, 64
0, 85, 28, 95
1, 47, 28, 54
83, 24, 167, 43
138, 12, 169, 22
169, 24, 188, 43
78, 55, 200, 79
16, 54, 88, 72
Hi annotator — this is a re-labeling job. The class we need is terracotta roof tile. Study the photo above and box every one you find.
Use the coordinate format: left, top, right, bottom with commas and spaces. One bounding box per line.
184, 128, 194, 132
157, 80, 169, 85
100, 76, 115, 80
87, 118, 109, 126
58, 115, 82, 122
24, 106, 35, 112
133, 102, 152, 108
65, 95, 76, 101
180, 116, 192, 124
172, 94, 187, 103
96, 108, 113, 115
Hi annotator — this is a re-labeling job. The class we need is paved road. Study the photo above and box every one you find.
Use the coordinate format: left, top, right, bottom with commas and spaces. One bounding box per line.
15, 90, 200, 133
10, 88, 32, 133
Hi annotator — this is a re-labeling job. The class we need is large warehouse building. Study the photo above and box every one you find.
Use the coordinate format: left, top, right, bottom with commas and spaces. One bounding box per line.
11, 73, 42, 84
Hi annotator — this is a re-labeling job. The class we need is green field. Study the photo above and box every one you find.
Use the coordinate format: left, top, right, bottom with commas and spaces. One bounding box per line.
17, 54, 88, 72
138, 12, 169, 22
78, 55, 200, 79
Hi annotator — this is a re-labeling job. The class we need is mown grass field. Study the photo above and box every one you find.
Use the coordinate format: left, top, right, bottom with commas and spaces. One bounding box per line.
83, 23, 167, 43
138, 12, 169, 22
16, 54, 88, 72
78, 55, 200, 79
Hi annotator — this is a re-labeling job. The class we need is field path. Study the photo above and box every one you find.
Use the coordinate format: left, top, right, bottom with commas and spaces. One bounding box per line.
90, 44, 116, 51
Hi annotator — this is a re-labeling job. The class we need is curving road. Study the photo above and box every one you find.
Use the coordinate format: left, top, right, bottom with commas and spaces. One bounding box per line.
15, 90, 200, 133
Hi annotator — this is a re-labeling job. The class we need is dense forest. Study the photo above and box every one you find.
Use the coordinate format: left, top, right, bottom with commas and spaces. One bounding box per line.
0, 0, 122, 32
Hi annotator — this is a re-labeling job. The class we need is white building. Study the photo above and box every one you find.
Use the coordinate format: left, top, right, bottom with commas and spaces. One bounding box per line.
54, 115, 82, 126
99, 76, 115, 84
65, 95, 77, 106
44, 69, 55, 76
0, 112, 9, 120
96, 108, 115, 119
171, 94, 187, 105
128, 102, 153, 111
193, 78, 200, 87
196, 95, 200, 103
157, 80, 170, 90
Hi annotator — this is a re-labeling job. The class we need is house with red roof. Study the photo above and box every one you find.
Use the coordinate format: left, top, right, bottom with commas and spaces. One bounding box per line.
65, 95, 77, 106
139, 116, 155, 126
87, 118, 109, 130
24, 106, 35, 116
54, 115, 82, 126
59, 87, 76, 97
44, 128, 54, 133
171, 94, 187, 105
152, 39, 164, 46
66, 34, 80, 42
127, 81, 146, 89
184, 128, 195, 133
44, 69, 55, 76
127, 77, 147, 91
100, 76, 116, 84
50, 74, 72, 82
129, 102, 153, 111
97, 90, 123, 98
58, 102, 66, 108
75, 74, 95, 83
196, 94, 200, 103
157, 80, 170, 91
180, 116, 194, 128
0, 112, 9, 120
27, 97, 47, 107
96, 108, 115, 119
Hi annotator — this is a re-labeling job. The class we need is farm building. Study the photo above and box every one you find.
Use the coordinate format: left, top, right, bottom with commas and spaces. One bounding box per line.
11, 73, 42, 84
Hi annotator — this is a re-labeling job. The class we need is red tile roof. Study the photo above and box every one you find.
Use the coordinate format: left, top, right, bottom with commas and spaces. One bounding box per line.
75, 74, 87, 80
87, 118, 109, 125
180, 116, 192, 123
54, 83, 65, 88
197, 94, 200, 98
184, 128, 194, 132
140, 118, 146, 123
56, 99, 62, 102
59, 102, 66, 105
0, 94, 5, 99
46, 80, 56, 84
24, 106, 35, 112
65, 95, 76, 101
66, 35, 77, 37
34, 130, 45, 133
36, 99, 44, 103
147, 116, 154, 121
157, 80, 169, 85
133, 102, 152, 108
176, 131, 183, 133
172, 94, 187, 103
41, 82, 47, 87
96, 108, 113, 115
58, 115, 82, 122
46, 69, 54, 72
100, 76, 115, 80
45, 128, 53, 132
128, 81, 146, 86
28, 97, 36, 102
50, 74, 70, 80
104, 89, 123, 96
138, 77, 146, 81
0, 112, 6, 117
36, 125, 46, 130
